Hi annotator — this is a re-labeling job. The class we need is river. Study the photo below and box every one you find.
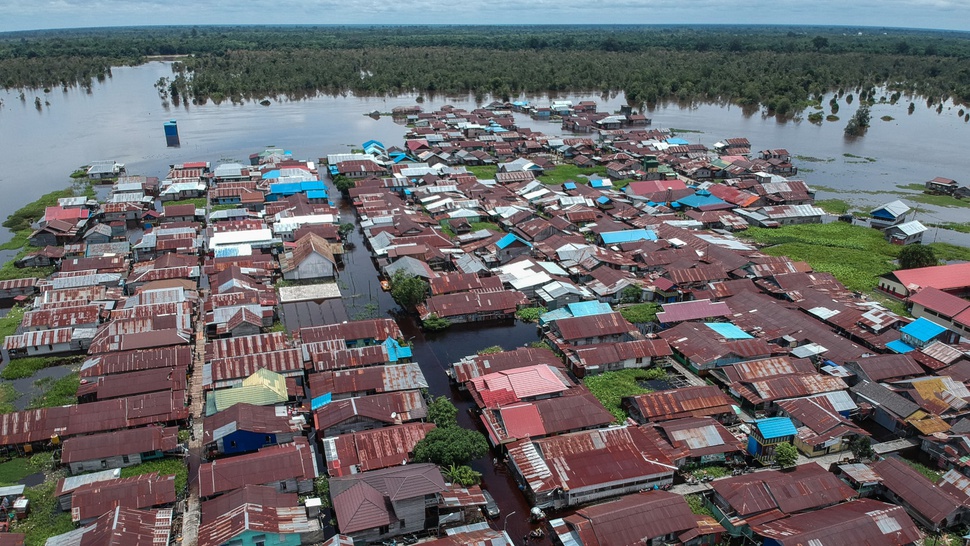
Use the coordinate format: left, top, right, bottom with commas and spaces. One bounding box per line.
2, 60, 970, 539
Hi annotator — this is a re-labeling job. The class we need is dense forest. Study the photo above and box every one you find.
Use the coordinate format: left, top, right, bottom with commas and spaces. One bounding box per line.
3, 25, 970, 111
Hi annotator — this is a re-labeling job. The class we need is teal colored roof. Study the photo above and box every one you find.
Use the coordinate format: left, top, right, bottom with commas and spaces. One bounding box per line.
705, 322, 752, 339
600, 229, 657, 244
900, 317, 946, 342
262, 170, 281, 180
887, 339, 916, 354
311, 393, 332, 411
539, 301, 612, 325
384, 337, 412, 362
596, 196, 611, 204
755, 417, 797, 439
496, 233, 531, 250
667, 137, 690, 145
306, 190, 329, 200
563, 182, 577, 190
676, 192, 728, 209
590, 179, 610, 188
269, 180, 326, 195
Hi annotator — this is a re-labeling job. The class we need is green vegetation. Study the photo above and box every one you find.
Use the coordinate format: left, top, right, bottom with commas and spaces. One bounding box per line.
742, 223, 900, 292
332, 175, 355, 195
515, 307, 546, 323
464, 165, 498, 179
389, 270, 429, 309
27, 373, 79, 409
620, 284, 643, 304
849, 436, 874, 460
20, 480, 75, 546
686, 494, 714, 518
476, 345, 504, 355
469, 221, 502, 233
794, 155, 835, 163
439, 224, 456, 238
427, 396, 459, 428
1, 188, 75, 251
898, 244, 938, 269
422, 314, 452, 331
841, 152, 876, 162
69, 167, 89, 179
267, 321, 287, 333
929, 242, 970, 262
209, 203, 240, 212
537, 164, 609, 186
815, 199, 852, 214
163, 197, 207, 209
897, 183, 927, 191
413, 424, 489, 467
906, 192, 970, 208
443, 464, 482, 486
0, 457, 34, 485
618, 303, 660, 324
7, 27, 970, 113
584, 368, 666, 421
881, 115, 895, 121
529, 340, 555, 352
900, 458, 943, 483
0, 383, 20, 414
120, 457, 188, 492
774, 442, 799, 468
314, 476, 331, 508
0, 357, 69, 380
0, 306, 26, 341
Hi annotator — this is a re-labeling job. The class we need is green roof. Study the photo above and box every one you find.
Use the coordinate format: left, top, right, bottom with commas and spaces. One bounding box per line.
206, 369, 288, 416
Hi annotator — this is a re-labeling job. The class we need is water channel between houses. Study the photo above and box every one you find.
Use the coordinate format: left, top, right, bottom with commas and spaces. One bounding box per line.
3, 59, 970, 540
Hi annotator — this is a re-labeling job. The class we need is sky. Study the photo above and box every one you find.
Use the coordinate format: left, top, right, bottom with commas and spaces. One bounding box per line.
2, 0, 970, 33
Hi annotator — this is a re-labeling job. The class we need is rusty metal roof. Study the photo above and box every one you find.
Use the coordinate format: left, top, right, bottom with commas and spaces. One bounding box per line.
80, 347, 192, 379
558, 490, 699, 546
553, 312, 634, 341
309, 344, 389, 372
451, 347, 564, 384
62, 426, 178, 464
205, 332, 290, 361
322, 422, 435, 477
203, 404, 298, 444
87, 367, 186, 401
313, 391, 428, 433
845, 354, 924, 382
22, 304, 101, 330
572, 339, 672, 369
206, 349, 306, 388
199, 437, 317, 497
874, 457, 962, 526
655, 417, 743, 458
713, 465, 855, 517
743, 374, 848, 405
299, 318, 402, 345
722, 357, 815, 384
438, 484, 487, 509
71, 473, 176, 522
628, 385, 735, 422
423, 290, 529, 319
198, 485, 315, 546
330, 463, 446, 534
309, 363, 428, 398
751, 498, 922, 546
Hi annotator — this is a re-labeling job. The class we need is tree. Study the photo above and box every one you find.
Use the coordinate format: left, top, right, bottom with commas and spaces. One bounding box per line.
390, 271, 428, 309
844, 105, 871, 136
427, 396, 458, 428
333, 175, 356, 195
422, 314, 451, 331
412, 426, 489, 467
812, 36, 829, 51
849, 436, 874, 460
444, 464, 482, 486
338, 223, 354, 237
774, 442, 799, 468
898, 244, 938, 270
620, 284, 642, 304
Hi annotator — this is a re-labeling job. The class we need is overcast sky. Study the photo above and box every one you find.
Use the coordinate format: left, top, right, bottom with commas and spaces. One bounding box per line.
3, 0, 970, 33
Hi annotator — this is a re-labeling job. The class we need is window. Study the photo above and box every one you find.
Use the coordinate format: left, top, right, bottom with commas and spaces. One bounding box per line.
122, 455, 130, 464
100, 460, 107, 469
280, 481, 287, 491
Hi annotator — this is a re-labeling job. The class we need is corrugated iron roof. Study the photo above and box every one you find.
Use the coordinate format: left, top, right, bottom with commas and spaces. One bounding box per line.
468, 364, 572, 409
874, 457, 962, 526
205, 332, 290, 361
554, 312, 634, 341
299, 318, 402, 345
199, 437, 317, 497
322, 422, 435, 477
309, 363, 428, 398
656, 299, 731, 323
80, 347, 192, 378
330, 463, 446, 534
628, 385, 735, 422
71, 473, 176, 522
558, 490, 699, 546
312, 390, 428, 433
451, 348, 564, 384
198, 485, 316, 546
203, 403, 296, 444
62, 426, 178, 464
751, 498, 922, 546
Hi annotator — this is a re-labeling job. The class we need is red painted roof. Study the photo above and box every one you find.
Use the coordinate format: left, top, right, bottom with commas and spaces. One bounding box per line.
909, 286, 970, 317
891, 262, 970, 293
500, 404, 544, 439
44, 206, 90, 222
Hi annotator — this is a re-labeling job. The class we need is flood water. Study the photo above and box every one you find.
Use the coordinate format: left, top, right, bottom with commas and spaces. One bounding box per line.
3, 61, 970, 539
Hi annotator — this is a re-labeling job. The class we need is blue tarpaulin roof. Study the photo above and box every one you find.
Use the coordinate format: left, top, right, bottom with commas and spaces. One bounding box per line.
270, 181, 326, 196
596, 196, 611, 204
600, 229, 658, 244
676, 192, 728, 209
539, 300, 613, 325
755, 417, 797, 439
705, 322, 753, 339
496, 233, 531, 249
667, 137, 690, 145
563, 182, 577, 190
262, 169, 281, 180
306, 190, 329, 200
900, 317, 947, 342
887, 340, 916, 354
311, 393, 332, 411
384, 337, 412, 362
590, 179, 610, 188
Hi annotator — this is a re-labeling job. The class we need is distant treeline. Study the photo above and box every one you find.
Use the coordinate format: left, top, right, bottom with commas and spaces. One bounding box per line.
3, 25, 970, 110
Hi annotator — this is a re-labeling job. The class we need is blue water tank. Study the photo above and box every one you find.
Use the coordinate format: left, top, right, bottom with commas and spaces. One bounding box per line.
163, 120, 180, 147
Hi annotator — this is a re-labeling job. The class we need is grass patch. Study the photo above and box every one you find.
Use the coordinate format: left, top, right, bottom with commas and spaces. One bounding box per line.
537, 164, 609, 186
477, 345, 503, 355
0, 457, 34, 485
464, 165, 498, 179
686, 494, 714, 517
928, 222, 970, 234
897, 183, 927, 192
1, 357, 78, 381
120, 458, 188, 493
742, 223, 900, 292
618, 303, 660, 324
612, 179, 631, 190
27, 373, 79, 409
438, 224, 456, 237
0, 244, 55, 281
0, 306, 26, 340
881, 115, 895, 121
908, 193, 970, 209
2, 189, 74, 235
528, 340, 554, 352
929, 242, 970, 263
515, 307, 546, 323
794, 155, 835, 163
19, 479, 75, 546
826, 115, 840, 122
899, 457, 942, 483
670, 128, 704, 134
584, 368, 665, 422
469, 221, 502, 233
815, 199, 852, 215
0, 383, 21, 414
162, 197, 207, 209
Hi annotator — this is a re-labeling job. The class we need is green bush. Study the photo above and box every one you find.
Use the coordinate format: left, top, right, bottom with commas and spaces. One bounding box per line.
619, 303, 659, 324
515, 307, 546, 323
27, 373, 79, 409
422, 314, 451, 331
0, 357, 62, 380
584, 368, 660, 422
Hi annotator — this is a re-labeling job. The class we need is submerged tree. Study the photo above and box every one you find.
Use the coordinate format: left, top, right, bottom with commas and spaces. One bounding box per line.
844, 106, 871, 136
898, 244, 938, 270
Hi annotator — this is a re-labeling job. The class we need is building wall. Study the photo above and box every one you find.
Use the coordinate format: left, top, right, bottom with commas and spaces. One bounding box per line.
283, 253, 335, 281
25, 341, 74, 357
321, 416, 387, 438
69, 453, 144, 475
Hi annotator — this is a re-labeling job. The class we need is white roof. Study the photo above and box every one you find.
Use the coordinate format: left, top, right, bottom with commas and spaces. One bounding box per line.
209, 228, 274, 248
891, 220, 927, 236
871, 200, 911, 218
